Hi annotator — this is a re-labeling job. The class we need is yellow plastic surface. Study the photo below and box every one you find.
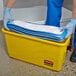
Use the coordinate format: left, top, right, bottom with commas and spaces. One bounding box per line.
2, 28, 70, 71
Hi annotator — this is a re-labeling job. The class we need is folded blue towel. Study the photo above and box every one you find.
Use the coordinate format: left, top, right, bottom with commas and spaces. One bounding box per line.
7, 20, 67, 42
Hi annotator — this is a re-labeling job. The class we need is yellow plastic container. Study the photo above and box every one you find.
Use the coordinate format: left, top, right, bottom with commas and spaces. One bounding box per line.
2, 28, 70, 71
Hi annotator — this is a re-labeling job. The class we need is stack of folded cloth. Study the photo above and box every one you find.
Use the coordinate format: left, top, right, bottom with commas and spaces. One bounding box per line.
7, 20, 67, 42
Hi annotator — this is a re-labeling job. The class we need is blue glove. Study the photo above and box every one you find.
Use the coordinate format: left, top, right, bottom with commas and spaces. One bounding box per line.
3, 8, 13, 30
60, 19, 76, 39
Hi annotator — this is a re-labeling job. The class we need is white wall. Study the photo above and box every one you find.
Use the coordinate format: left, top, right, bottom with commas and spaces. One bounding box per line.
0, 0, 3, 20
3, 0, 46, 8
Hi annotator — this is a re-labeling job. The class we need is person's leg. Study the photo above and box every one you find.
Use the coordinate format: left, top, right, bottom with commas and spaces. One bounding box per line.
70, 28, 76, 62
45, 0, 64, 27
74, 28, 76, 48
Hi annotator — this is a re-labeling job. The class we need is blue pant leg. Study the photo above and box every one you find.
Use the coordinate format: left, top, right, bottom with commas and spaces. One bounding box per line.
45, 0, 64, 27
74, 28, 76, 48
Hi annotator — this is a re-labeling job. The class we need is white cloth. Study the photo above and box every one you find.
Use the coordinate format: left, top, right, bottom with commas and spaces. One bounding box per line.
13, 20, 64, 35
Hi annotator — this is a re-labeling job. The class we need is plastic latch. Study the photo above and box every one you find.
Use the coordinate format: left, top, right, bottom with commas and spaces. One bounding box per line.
68, 48, 72, 52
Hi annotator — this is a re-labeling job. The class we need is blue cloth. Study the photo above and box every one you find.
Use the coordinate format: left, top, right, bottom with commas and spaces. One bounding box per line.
7, 22, 67, 42
45, 0, 64, 27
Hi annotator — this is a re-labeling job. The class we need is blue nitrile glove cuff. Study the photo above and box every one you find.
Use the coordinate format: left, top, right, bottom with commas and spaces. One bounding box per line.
4, 7, 11, 13
3, 7, 12, 30
71, 19, 76, 24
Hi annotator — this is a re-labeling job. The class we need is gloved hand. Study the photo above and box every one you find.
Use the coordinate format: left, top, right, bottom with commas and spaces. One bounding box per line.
60, 19, 76, 39
3, 7, 13, 30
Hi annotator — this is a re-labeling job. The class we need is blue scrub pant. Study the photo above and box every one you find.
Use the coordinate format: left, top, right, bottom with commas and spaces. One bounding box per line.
45, 0, 76, 48
74, 29, 76, 48
45, 0, 64, 27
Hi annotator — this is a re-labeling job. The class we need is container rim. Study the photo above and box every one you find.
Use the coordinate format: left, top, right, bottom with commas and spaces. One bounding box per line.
2, 28, 71, 47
